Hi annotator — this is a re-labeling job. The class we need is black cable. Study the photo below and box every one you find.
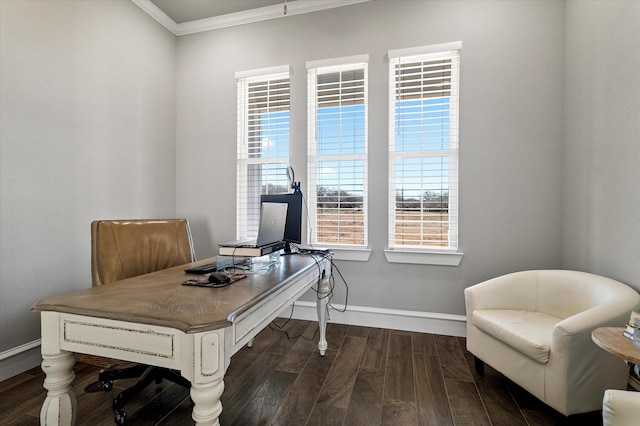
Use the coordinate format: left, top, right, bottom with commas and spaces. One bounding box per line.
269, 303, 320, 341
269, 250, 348, 341
291, 249, 349, 314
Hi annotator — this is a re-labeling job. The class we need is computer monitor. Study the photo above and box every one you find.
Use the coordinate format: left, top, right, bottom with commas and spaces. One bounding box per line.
260, 191, 302, 253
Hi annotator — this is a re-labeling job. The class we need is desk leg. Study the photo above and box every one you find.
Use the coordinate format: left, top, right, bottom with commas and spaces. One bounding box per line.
317, 271, 331, 356
190, 377, 224, 425
40, 351, 77, 426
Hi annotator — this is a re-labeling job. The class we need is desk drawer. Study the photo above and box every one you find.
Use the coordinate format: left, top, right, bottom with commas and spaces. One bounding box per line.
59, 314, 181, 368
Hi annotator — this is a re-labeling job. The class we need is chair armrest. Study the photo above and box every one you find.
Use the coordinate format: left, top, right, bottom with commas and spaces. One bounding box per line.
603, 389, 640, 426
547, 301, 636, 406
552, 299, 639, 359
555, 299, 639, 338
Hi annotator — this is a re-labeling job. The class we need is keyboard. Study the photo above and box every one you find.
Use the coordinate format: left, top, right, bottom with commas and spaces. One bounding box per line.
184, 257, 250, 274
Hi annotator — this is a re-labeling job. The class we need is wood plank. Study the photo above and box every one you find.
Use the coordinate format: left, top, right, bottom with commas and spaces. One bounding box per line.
413, 353, 453, 426
276, 323, 320, 374
305, 404, 347, 426
271, 349, 338, 426
384, 331, 415, 402
412, 331, 437, 355
382, 399, 417, 426
220, 352, 283, 425
325, 322, 350, 350
361, 327, 389, 370
267, 319, 312, 355
232, 369, 297, 425
474, 369, 527, 426
224, 325, 282, 384
435, 334, 473, 382
347, 325, 371, 338
270, 318, 313, 339
315, 335, 367, 408
520, 409, 562, 426
343, 367, 384, 425
459, 344, 527, 426
3, 414, 40, 426
445, 378, 491, 425
0, 373, 48, 423
0, 372, 38, 394
2, 320, 586, 426
154, 396, 195, 426
123, 383, 190, 425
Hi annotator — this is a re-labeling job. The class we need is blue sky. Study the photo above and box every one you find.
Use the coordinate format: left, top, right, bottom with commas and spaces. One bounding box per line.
253, 97, 451, 198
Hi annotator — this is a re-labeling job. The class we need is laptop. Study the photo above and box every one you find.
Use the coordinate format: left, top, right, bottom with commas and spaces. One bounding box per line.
219, 202, 288, 248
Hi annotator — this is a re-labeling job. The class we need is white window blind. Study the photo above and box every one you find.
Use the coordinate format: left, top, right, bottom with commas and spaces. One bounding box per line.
307, 58, 368, 247
236, 68, 290, 239
388, 44, 460, 251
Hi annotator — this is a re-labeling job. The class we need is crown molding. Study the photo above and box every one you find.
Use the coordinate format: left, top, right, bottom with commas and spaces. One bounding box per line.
132, 0, 371, 36
131, 0, 179, 35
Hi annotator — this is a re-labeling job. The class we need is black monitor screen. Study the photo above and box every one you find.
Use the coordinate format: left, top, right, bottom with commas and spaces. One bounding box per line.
261, 192, 302, 251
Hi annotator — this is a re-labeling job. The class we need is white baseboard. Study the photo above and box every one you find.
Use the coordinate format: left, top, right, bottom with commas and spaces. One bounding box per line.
281, 301, 467, 337
1, 305, 466, 382
0, 340, 42, 382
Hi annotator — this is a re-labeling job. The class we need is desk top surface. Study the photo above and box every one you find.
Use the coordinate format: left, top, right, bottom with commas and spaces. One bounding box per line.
32, 254, 322, 334
592, 326, 640, 365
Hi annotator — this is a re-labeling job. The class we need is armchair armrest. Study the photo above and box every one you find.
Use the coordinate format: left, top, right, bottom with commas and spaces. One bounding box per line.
555, 300, 638, 339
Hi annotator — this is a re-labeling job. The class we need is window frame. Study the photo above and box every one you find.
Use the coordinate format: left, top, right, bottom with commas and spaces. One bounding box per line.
235, 65, 291, 240
306, 55, 371, 261
385, 42, 463, 266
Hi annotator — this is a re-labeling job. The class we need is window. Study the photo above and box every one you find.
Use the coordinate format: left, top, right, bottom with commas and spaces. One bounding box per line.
388, 43, 461, 259
236, 66, 290, 239
307, 55, 368, 248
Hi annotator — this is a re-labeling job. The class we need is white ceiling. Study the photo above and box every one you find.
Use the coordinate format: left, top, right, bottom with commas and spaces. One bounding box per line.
150, 0, 287, 24
135, 0, 370, 35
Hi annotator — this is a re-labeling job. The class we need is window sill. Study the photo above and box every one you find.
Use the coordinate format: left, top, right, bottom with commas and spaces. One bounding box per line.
313, 246, 372, 262
384, 249, 463, 266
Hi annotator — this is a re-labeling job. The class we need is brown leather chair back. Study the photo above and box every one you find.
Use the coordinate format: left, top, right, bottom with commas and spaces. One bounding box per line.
91, 219, 196, 287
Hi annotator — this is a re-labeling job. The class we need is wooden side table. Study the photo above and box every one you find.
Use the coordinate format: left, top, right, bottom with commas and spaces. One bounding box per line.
592, 327, 640, 391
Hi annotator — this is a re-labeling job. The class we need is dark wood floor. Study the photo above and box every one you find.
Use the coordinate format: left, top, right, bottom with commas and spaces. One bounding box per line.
1, 319, 604, 425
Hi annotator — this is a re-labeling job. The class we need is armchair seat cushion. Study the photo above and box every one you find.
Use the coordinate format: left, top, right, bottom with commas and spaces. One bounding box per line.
472, 309, 560, 364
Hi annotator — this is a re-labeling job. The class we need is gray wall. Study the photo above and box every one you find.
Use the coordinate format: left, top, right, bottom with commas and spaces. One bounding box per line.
176, 0, 566, 314
0, 0, 176, 378
562, 0, 640, 291
2, 0, 639, 380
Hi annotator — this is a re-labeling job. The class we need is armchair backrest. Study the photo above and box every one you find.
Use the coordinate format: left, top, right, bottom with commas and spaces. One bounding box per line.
91, 219, 196, 287
467, 270, 639, 320
535, 270, 638, 319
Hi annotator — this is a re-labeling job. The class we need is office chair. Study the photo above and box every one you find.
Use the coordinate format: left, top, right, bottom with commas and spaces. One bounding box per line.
83, 219, 196, 425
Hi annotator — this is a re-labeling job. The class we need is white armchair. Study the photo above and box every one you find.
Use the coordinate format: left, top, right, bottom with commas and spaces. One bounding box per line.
465, 270, 640, 416
603, 389, 640, 426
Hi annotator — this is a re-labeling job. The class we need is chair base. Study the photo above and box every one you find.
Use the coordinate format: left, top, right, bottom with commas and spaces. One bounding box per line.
85, 365, 190, 425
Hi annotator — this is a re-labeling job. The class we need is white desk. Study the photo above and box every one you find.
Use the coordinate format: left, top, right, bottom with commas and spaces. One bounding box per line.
32, 254, 331, 425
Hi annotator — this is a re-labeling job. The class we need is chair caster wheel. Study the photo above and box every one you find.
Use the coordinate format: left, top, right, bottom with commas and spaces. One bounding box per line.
114, 409, 126, 425
85, 380, 114, 393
